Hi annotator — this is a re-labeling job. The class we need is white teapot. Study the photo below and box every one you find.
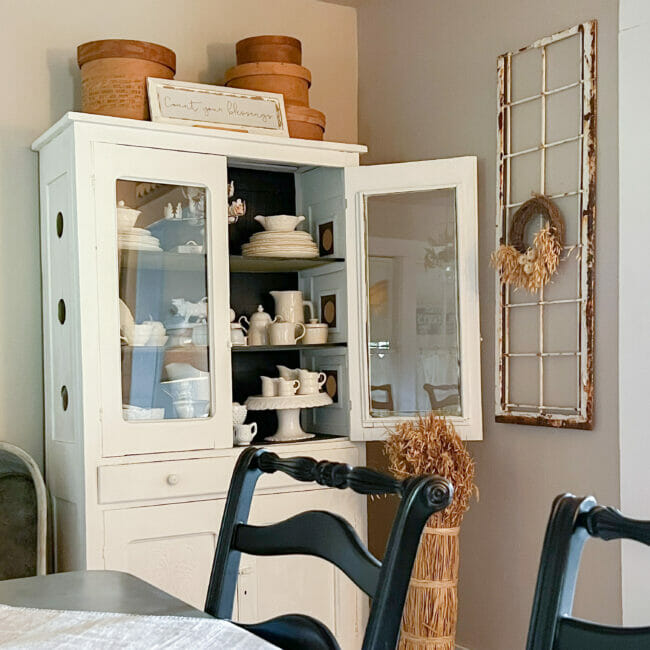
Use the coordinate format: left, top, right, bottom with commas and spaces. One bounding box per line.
248, 305, 277, 346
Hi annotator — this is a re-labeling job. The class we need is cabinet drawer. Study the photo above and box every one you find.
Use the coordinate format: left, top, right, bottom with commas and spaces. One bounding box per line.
98, 457, 234, 504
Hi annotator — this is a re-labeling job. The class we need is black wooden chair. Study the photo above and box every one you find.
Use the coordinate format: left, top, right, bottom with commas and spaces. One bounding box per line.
205, 446, 453, 650
527, 493, 650, 650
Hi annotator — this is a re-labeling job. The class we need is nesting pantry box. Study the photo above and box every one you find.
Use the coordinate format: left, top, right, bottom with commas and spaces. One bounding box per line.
77, 39, 176, 120
227, 35, 327, 140
236, 35, 302, 65
224, 62, 312, 107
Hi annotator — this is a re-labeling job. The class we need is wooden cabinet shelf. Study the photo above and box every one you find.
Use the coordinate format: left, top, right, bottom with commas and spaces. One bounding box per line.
119, 249, 206, 272
232, 343, 346, 353
229, 255, 344, 273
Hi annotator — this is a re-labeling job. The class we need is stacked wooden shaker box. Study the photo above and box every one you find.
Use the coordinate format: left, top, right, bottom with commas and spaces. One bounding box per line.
224, 35, 327, 140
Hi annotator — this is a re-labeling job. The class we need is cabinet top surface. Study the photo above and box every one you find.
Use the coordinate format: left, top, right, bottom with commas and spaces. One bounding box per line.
31, 112, 368, 157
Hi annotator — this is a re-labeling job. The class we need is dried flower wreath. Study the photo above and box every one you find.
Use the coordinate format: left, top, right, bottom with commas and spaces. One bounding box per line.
491, 194, 564, 292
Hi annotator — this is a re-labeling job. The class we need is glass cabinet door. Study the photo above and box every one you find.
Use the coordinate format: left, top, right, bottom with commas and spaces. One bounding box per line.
345, 158, 482, 441
94, 143, 232, 456
116, 181, 211, 422
366, 188, 461, 418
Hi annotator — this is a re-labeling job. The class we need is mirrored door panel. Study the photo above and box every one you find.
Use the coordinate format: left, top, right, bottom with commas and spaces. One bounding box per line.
365, 189, 461, 418
116, 180, 211, 422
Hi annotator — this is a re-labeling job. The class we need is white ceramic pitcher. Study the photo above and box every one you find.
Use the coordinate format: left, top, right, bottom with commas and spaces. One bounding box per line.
270, 291, 314, 325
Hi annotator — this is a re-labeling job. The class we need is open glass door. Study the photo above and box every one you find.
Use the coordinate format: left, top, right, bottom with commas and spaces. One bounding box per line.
345, 158, 482, 441
93, 143, 232, 456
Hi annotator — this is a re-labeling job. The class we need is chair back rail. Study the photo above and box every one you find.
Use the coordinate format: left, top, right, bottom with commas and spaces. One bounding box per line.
205, 446, 453, 650
526, 493, 650, 650
234, 511, 381, 597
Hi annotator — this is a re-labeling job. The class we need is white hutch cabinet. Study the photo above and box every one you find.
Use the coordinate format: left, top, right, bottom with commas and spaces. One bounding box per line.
33, 112, 481, 649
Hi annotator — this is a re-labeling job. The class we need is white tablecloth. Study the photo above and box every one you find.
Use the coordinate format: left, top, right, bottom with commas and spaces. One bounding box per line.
0, 604, 276, 649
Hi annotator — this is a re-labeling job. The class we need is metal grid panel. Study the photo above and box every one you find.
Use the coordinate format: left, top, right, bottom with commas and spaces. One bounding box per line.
495, 21, 597, 429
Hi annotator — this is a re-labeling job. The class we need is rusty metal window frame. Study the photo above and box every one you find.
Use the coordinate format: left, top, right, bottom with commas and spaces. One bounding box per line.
495, 21, 597, 429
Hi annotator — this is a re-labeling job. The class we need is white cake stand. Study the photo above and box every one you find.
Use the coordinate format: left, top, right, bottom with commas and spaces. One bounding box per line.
245, 393, 333, 442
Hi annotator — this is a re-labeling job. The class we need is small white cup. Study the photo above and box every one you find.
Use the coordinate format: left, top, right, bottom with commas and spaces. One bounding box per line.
277, 378, 300, 396
297, 371, 326, 395
298, 369, 327, 384
131, 323, 154, 346
261, 376, 279, 397
234, 422, 258, 446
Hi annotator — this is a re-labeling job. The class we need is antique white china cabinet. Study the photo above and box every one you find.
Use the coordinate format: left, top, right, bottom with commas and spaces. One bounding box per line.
33, 112, 481, 648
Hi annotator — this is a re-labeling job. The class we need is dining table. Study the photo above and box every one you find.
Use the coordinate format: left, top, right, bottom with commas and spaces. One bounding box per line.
0, 570, 276, 648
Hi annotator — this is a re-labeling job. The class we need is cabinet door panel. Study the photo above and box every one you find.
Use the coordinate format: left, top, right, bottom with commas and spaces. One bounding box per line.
93, 143, 232, 456
345, 158, 482, 441
104, 499, 224, 609
236, 489, 366, 650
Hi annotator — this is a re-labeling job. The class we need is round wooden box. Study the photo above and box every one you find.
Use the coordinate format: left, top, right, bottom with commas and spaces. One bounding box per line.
236, 35, 302, 65
286, 104, 326, 140
224, 62, 311, 106
77, 39, 176, 120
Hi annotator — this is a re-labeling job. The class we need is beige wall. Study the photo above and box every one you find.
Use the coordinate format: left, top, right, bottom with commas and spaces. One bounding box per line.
0, 0, 358, 466
355, 1, 620, 647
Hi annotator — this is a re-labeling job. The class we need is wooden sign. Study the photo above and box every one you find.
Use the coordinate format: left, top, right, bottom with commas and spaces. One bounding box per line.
147, 78, 289, 136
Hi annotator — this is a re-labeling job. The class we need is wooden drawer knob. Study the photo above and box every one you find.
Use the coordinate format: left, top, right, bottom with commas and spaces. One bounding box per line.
166, 473, 179, 486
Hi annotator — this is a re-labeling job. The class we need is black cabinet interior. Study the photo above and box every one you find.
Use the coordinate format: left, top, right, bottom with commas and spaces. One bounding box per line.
227, 167, 295, 255
228, 166, 298, 442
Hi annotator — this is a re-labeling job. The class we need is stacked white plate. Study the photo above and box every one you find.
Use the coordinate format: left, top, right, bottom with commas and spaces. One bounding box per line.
118, 227, 162, 252
242, 230, 319, 259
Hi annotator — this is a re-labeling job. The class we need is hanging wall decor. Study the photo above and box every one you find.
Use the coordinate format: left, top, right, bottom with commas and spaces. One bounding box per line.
491, 193, 564, 291
494, 21, 597, 429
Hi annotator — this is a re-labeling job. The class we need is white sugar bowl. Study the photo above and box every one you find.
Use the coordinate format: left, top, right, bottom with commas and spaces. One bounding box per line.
232, 402, 248, 425
303, 319, 329, 345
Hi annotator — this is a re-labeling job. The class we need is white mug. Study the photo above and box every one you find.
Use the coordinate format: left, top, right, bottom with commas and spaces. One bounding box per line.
234, 422, 257, 446
297, 371, 327, 395
131, 323, 154, 346
277, 378, 300, 396
261, 376, 279, 397
269, 320, 305, 346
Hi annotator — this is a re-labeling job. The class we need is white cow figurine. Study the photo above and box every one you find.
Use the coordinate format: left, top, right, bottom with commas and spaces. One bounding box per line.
172, 297, 208, 323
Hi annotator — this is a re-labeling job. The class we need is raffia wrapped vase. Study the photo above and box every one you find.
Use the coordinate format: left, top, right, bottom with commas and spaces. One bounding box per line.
386, 413, 477, 650
398, 518, 460, 649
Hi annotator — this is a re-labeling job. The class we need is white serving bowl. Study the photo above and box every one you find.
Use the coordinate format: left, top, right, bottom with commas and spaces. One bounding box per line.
122, 405, 165, 420
173, 399, 209, 419
162, 376, 210, 402
165, 363, 205, 380
254, 214, 306, 232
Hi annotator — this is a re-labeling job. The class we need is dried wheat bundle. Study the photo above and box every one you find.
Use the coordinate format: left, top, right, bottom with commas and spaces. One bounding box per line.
385, 413, 477, 650
491, 194, 564, 292
491, 225, 563, 292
